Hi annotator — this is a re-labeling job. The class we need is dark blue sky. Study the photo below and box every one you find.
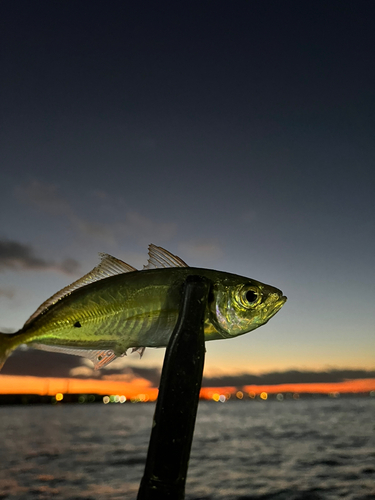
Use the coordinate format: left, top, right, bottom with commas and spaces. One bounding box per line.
1, 1, 374, 375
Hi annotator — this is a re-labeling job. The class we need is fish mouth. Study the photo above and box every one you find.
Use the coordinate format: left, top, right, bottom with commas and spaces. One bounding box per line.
268, 294, 287, 318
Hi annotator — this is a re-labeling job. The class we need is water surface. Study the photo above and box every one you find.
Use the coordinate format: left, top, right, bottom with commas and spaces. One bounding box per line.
0, 398, 374, 499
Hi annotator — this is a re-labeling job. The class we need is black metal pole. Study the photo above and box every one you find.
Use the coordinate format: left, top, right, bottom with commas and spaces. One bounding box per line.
137, 275, 210, 500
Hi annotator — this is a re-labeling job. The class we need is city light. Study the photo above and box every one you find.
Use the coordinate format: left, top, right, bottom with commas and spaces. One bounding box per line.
1, 375, 375, 404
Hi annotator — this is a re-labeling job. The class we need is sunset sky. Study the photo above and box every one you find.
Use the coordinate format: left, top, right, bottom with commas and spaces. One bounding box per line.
0, 2, 374, 381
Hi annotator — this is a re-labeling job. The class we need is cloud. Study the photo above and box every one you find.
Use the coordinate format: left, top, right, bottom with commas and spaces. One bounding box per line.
3, 349, 374, 387
0, 288, 15, 299
123, 211, 176, 242
202, 369, 375, 387
0, 239, 79, 275
16, 180, 113, 240
2, 348, 162, 385
103, 365, 161, 387
15, 181, 177, 246
58, 258, 80, 274
15, 180, 76, 217
2, 349, 84, 377
68, 365, 98, 378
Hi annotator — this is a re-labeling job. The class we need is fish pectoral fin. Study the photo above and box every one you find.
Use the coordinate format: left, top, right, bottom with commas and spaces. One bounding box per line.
130, 346, 146, 358
31, 344, 118, 369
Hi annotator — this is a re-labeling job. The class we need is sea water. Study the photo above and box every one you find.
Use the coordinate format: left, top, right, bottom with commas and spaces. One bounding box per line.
0, 397, 374, 499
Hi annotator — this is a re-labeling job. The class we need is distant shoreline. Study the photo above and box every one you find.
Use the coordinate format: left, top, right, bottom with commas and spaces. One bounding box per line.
0, 376, 375, 406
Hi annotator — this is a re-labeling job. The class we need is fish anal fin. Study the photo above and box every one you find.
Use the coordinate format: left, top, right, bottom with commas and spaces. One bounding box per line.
143, 244, 189, 270
24, 254, 137, 326
31, 344, 119, 369
92, 350, 118, 369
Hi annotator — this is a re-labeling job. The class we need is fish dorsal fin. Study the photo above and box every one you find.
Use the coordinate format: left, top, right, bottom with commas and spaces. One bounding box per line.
97, 253, 137, 276
31, 344, 121, 369
143, 244, 189, 270
24, 254, 137, 326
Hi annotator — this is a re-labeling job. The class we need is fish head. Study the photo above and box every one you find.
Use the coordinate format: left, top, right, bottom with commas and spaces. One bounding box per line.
208, 274, 287, 338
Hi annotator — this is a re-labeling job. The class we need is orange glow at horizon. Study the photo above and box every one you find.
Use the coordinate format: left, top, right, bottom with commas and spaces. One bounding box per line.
1, 375, 375, 399
200, 379, 375, 398
0, 375, 159, 400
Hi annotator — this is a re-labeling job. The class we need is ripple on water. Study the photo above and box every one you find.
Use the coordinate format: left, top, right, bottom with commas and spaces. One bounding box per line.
0, 398, 374, 499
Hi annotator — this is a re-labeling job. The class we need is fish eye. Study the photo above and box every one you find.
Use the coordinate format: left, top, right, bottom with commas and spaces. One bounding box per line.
245, 290, 257, 304
238, 286, 261, 308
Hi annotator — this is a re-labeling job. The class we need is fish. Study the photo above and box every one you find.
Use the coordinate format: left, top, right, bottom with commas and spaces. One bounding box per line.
0, 244, 287, 372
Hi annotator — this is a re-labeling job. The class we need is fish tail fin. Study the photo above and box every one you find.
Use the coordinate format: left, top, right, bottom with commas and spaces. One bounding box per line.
0, 332, 17, 372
